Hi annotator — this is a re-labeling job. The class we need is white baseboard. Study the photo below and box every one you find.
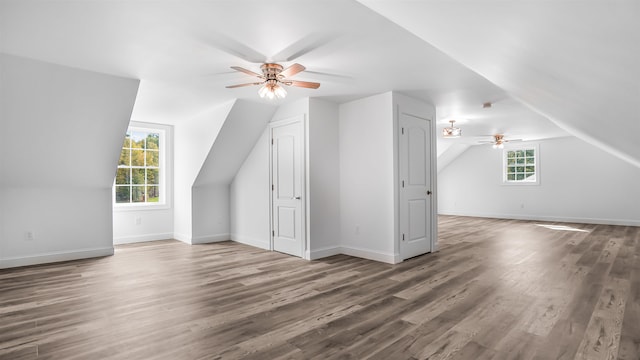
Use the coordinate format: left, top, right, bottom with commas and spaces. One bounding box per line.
173, 232, 192, 244
228, 238, 399, 264
230, 233, 270, 250
339, 245, 400, 264
0, 247, 114, 269
192, 233, 230, 245
308, 246, 341, 260
438, 211, 640, 227
113, 232, 173, 245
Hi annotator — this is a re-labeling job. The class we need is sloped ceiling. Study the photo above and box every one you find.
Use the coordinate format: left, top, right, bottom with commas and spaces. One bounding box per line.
0, 53, 139, 188
358, 0, 640, 168
3, 0, 628, 167
194, 99, 276, 186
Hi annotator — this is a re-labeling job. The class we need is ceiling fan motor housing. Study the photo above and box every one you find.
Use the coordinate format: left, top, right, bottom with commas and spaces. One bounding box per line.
261, 63, 284, 80
226, 62, 320, 91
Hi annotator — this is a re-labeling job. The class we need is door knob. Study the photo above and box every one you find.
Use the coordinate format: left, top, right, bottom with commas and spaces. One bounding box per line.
293, 196, 301, 200
426, 190, 432, 195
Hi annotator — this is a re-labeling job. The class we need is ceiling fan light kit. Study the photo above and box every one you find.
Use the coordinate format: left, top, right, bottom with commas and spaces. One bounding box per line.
492, 134, 505, 149
226, 62, 320, 100
442, 120, 462, 138
258, 79, 287, 99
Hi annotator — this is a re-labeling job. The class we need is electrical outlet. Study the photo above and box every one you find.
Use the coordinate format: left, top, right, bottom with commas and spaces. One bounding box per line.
355, 225, 360, 235
135, 217, 142, 225
25, 231, 35, 241
520, 203, 525, 209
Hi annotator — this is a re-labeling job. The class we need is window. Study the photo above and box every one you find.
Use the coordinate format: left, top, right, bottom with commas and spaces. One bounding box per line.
115, 126, 165, 205
503, 145, 539, 185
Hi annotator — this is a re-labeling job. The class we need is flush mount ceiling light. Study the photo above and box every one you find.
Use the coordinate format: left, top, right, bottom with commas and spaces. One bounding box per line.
442, 120, 462, 138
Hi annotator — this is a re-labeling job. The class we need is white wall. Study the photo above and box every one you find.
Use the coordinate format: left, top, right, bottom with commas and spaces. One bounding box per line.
0, 190, 4, 260
113, 207, 174, 245
230, 98, 309, 250
112, 122, 174, 245
173, 101, 233, 243
192, 100, 276, 242
192, 184, 230, 243
437, 143, 471, 173
0, 53, 139, 268
339, 92, 396, 262
438, 136, 640, 226
229, 130, 271, 249
307, 99, 341, 259
115, 99, 274, 245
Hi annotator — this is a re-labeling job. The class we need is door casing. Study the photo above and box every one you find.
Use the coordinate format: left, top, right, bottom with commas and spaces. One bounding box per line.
269, 115, 306, 258
395, 104, 437, 262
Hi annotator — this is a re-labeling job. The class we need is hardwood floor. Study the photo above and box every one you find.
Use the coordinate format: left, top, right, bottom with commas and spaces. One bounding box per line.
1, 216, 639, 359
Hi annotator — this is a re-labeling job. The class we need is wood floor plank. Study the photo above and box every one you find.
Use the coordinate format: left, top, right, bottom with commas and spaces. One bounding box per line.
617, 276, 640, 359
0, 216, 638, 359
574, 277, 629, 359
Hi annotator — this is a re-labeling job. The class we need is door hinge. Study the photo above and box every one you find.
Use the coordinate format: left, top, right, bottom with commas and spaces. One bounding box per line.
402, 180, 405, 188
272, 184, 274, 191
272, 230, 275, 237
402, 233, 405, 241
401, 127, 404, 135
271, 138, 274, 145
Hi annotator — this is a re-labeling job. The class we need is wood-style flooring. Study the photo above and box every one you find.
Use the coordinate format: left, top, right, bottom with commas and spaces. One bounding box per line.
1, 216, 639, 359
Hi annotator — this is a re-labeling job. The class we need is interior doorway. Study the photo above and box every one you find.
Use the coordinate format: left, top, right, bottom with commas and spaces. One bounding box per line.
399, 113, 433, 260
270, 117, 305, 257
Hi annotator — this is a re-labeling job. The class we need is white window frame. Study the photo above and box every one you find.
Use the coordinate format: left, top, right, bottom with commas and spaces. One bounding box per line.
502, 143, 540, 185
113, 122, 171, 210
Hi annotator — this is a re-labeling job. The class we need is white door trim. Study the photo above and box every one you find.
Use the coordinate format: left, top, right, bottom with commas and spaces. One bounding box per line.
269, 115, 307, 258
396, 106, 437, 260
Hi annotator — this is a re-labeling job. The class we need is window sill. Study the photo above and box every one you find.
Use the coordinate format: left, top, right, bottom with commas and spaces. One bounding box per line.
113, 203, 171, 212
501, 181, 540, 186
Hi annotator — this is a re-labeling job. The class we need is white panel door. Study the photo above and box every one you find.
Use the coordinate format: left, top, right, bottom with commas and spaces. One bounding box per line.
399, 113, 432, 260
271, 121, 303, 257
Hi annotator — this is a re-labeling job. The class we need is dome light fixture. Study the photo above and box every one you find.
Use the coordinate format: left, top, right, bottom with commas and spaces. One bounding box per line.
442, 120, 462, 138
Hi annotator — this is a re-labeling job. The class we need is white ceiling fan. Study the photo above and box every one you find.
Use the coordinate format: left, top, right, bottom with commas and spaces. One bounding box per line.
479, 134, 522, 149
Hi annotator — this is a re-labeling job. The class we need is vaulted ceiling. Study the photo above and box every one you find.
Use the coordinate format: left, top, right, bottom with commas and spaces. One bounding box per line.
1, 0, 636, 167
358, 0, 640, 167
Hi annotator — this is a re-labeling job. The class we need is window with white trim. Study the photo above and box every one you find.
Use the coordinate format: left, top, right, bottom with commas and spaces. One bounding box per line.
115, 126, 165, 205
503, 145, 539, 184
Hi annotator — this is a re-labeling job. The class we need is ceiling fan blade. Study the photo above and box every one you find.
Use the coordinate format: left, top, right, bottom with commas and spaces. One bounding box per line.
280, 63, 306, 78
225, 82, 262, 89
270, 33, 336, 62
283, 80, 321, 89
505, 139, 523, 142
230, 66, 263, 78
204, 34, 266, 63
304, 70, 353, 80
